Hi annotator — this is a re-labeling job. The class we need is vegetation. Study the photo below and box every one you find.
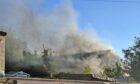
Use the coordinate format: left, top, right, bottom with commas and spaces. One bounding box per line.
103, 63, 122, 78
42, 48, 54, 74
83, 65, 92, 74
123, 37, 140, 81
127, 77, 136, 83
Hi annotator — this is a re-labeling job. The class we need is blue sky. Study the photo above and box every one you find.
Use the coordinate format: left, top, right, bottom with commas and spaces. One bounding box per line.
72, 0, 140, 58
1, 0, 139, 58
42, 0, 140, 58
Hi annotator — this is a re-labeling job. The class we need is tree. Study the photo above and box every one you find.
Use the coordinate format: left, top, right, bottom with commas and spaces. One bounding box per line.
103, 66, 117, 78
83, 65, 92, 74
123, 37, 140, 80
42, 48, 53, 73
103, 63, 122, 78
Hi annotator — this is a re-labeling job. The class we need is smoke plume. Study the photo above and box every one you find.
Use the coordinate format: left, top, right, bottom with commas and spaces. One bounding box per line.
0, 0, 119, 76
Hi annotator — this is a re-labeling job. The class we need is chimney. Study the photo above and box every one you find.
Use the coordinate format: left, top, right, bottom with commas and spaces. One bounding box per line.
0, 31, 7, 77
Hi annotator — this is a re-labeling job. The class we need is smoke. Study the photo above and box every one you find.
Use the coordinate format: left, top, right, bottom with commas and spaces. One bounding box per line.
0, 0, 119, 75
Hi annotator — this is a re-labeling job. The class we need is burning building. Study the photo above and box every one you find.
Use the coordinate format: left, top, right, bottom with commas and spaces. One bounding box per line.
0, 0, 120, 78
0, 31, 7, 76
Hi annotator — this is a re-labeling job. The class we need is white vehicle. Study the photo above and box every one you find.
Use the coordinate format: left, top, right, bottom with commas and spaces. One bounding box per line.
6, 71, 30, 78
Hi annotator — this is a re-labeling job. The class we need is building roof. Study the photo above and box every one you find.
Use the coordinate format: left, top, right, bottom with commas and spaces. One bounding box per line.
0, 31, 7, 36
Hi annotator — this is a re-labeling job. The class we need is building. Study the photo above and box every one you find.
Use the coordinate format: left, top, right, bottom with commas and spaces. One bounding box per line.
0, 31, 7, 76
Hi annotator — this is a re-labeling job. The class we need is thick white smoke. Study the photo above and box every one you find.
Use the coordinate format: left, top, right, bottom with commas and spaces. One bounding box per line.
0, 0, 119, 75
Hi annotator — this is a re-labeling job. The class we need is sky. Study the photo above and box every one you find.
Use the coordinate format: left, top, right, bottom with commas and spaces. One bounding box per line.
1, 0, 140, 59
42, 0, 140, 58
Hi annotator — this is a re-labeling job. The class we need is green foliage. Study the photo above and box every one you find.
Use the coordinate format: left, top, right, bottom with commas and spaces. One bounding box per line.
103, 66, 117, 77
83, 65, 92, 74
115, 62, 123, 77
103, 64, 122, 78
123, 37, 140, 81
128, 77, 136, 83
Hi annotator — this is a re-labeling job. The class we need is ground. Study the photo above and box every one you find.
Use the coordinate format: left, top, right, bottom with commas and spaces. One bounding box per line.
0, 77, 128, 84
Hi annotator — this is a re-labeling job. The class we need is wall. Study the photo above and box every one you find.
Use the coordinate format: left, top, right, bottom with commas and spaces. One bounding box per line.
0, 32, 6, 76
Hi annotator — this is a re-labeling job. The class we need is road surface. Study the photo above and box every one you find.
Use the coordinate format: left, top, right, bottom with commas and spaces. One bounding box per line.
7, 78, 127, 84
